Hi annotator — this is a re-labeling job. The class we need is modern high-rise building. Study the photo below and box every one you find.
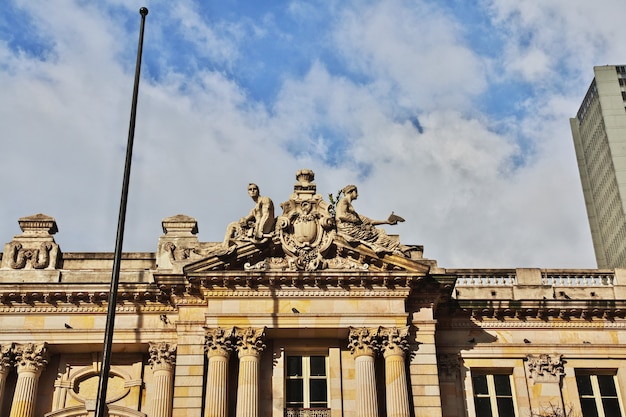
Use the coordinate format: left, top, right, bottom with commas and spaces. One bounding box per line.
571, 65, 626, 268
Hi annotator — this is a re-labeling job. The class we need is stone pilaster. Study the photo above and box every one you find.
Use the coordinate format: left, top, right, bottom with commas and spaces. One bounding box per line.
9, 343, 48, 417
148, 342, 177, 417
348, 327, 380, 417
234, 327, 266, 417
380, 327, 410, 417
204, 328, 235, 417
0, 344, 13, 411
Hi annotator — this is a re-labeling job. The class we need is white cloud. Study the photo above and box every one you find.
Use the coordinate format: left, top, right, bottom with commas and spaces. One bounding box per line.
0, 0, 607, 269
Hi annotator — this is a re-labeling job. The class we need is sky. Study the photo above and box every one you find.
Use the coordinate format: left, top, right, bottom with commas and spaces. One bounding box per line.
1, 0, 625, 269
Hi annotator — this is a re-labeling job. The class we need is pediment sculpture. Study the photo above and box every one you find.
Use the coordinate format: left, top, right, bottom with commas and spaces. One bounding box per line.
183, 169, 424, 273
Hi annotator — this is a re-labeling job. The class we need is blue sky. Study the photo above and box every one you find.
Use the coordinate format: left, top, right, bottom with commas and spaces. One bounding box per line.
2, 0, 626, 268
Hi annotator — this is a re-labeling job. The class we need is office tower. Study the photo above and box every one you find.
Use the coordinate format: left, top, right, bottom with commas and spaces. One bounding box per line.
571, 65, 626, 268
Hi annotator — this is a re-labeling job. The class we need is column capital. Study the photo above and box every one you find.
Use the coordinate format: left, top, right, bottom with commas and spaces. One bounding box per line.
0, 344, 14, 375
380, 326, 410, 358
234, 327, 266, 358
148, 342, 177, 371
14, 343, 48, 374
348, 327, 380, 358
205, 327, 236, 358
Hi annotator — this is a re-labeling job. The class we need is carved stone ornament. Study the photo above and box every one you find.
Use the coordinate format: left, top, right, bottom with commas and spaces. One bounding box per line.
2, 214, 60, 270
276, 169, 335, 271
380, 326, 410, 357
148, 342, 177, 370
234, 327, 266, 356
437, 353, 462, 381
348, 327, 380, 357
180, 169, 430, 274
0, 343, 14, 373
13, 342, 49, 373
525, 353, 564, 383
205, 327, 235, 358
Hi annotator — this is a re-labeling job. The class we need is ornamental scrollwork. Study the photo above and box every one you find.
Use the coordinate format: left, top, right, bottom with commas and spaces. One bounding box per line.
8, 242, 55, 269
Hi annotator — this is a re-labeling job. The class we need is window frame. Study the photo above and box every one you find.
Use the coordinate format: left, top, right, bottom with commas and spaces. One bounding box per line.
575, 369, 625, 417
470, 369, 518, 417
285, 353, 330, 411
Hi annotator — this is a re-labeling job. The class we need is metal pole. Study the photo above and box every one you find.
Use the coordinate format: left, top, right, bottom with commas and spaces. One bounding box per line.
95, 7, 148, 417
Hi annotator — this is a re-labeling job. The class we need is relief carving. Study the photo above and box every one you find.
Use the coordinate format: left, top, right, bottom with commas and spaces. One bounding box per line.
525, 353, 564, 383
8, 241, 55, 269
276, 169, 335, 271
163, 242, 191, 261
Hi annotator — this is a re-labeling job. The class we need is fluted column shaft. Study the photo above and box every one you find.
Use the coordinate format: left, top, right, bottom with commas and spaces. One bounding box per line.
381, 327, 410, 417
234, 327, 265, 417
153, 367, 174, 417
9, 343, 48, 417
349, 327, 379, 417
204, 328, 235, 417
149, 342, 177, 417
383, 352, 409, 417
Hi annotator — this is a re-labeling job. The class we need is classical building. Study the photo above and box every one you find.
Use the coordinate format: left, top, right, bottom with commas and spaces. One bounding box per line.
570, 65, 626, 268
0, 169, 625, 417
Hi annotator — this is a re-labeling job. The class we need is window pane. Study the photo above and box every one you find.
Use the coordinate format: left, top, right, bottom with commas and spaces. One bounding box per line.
472, 375, 489, 395
286, 379, 303, 404
494, 374, 512, 396
602, 398, 622, 416
310, 356, 326, 376
287, 356, 302, 377
497, 397, 515, 416
310, 379, 327, 403
580, 398, 599, 417
474, 397, 492, 417
576, 375, 593, 396
598, 375, 618, 396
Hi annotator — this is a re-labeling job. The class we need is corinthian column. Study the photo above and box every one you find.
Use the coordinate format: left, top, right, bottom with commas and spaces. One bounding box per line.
0, 344, 13, 410
148, 342, 177, 417
234, 327, 266, 417
204, 328, 235, 417
380, 327, 410, 417
348, 327, 380, 417
9, 343, 48, 417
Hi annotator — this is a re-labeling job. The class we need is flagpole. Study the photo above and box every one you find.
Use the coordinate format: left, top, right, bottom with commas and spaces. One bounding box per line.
95, 7, 148, 417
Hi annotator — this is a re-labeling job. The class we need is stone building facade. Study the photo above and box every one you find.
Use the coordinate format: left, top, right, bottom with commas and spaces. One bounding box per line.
0, 170, 625, 417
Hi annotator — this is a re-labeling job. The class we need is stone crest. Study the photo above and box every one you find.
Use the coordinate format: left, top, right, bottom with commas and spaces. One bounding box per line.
275, 169, 335, 271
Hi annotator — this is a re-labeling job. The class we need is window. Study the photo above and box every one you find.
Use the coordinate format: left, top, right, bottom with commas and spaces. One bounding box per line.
286, 355, 329, 413
472, 372, 516, 417
576, 371, 624, 417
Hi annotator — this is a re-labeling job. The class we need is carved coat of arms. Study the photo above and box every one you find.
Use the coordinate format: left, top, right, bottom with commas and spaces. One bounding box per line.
275, 170, 335, 271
